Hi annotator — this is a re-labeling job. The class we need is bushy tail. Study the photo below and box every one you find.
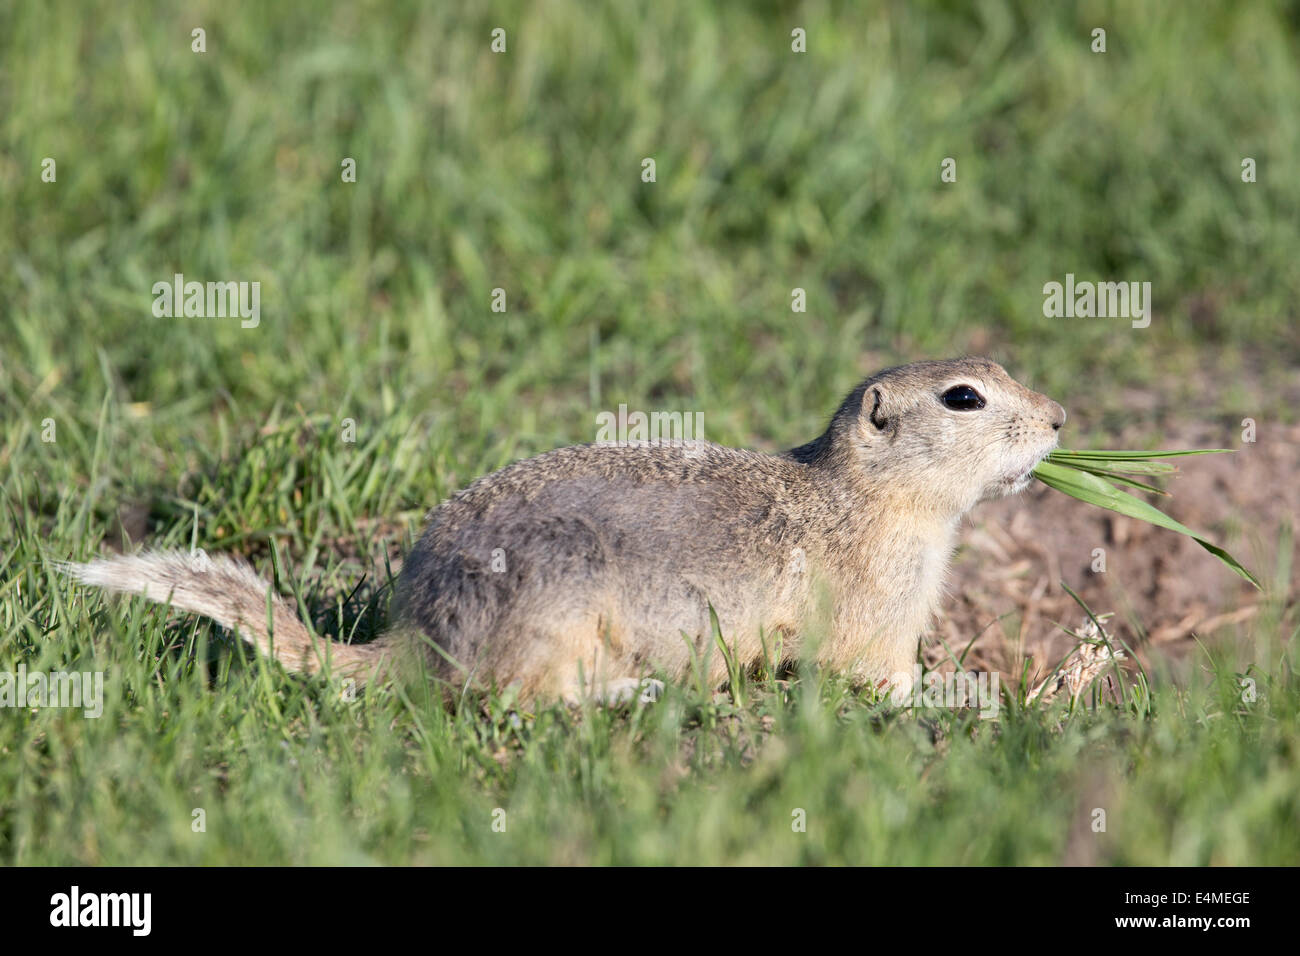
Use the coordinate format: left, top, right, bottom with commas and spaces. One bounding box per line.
58, 551, 383, 680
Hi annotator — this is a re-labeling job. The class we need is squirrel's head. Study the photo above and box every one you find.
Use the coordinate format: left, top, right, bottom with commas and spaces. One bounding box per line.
825, 357, 1066, 516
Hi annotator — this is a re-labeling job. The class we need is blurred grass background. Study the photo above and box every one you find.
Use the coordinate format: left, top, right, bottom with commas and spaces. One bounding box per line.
1, 0, 1298, 864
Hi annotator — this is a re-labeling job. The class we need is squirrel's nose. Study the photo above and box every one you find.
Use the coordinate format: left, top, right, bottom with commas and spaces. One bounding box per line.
1048, 402, 1066, 431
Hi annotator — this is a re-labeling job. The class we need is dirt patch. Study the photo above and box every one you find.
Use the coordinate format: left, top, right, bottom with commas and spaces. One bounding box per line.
937, 419, 1298, 691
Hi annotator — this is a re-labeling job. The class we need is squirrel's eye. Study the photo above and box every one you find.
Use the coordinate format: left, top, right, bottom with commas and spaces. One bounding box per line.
941, 385, 986, 410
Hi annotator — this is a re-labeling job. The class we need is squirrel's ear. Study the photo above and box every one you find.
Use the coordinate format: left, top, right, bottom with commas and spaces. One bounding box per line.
863, 385, 899, 437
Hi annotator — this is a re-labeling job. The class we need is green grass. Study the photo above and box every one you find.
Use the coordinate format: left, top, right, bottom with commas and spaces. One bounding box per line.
2, 0, 1298, 864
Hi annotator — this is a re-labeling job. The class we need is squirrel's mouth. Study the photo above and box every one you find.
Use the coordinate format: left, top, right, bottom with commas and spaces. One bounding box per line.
999, 451, 1051, 492
982, 435, 1058, 501
1000, 469, 1034, 491
1000, 441, 1057, 491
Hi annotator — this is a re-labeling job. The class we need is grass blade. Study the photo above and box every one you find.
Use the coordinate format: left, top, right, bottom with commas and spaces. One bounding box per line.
1047, 448, 1232, 460
1032, 459, 1260, 589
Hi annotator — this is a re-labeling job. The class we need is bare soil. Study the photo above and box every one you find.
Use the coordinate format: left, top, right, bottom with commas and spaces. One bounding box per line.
938, 418, 1298, 691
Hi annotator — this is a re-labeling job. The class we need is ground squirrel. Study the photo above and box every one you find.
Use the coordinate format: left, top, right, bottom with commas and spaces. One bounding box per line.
62, 357, 1065, 704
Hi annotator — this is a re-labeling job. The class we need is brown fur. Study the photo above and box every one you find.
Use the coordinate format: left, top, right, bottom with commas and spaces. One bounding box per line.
61, 357, 1065, 704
